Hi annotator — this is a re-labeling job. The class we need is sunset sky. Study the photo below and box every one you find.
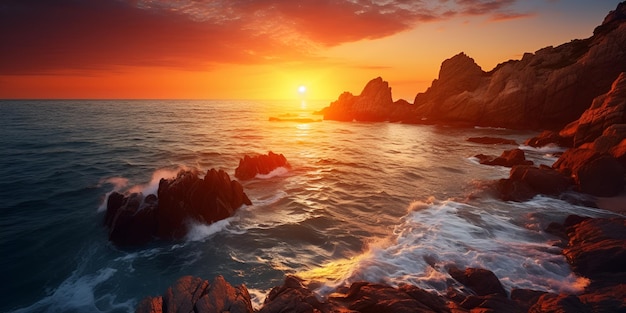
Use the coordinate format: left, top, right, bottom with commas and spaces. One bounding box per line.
0, 0, 621, 101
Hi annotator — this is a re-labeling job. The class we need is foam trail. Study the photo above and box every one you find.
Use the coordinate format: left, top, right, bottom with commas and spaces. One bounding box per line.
186, 218, 236, 242
255, 167, 289, 179
97, 167, 186, 212
301, 198, 592, 297
10, 268, 129, 313
519, 144, 567, 154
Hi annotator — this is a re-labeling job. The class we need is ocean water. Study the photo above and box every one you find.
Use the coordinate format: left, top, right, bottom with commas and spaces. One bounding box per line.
0, 99, 622, 312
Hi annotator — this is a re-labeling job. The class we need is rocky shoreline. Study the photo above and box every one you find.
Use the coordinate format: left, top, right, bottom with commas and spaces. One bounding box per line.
137, 214, 625, 313
133, 3, 625, 312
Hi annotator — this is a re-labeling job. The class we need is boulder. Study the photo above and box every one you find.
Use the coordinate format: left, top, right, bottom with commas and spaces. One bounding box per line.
448, 267, 507, 297
497, 165, 573, 201
104, 168, 251, 246
258, 276, 331, 313
553, 148, 625, 197
475, 148, 533, 167
136, 275, 253, 313
234, 151, 290, 180
563, 217, 626, 279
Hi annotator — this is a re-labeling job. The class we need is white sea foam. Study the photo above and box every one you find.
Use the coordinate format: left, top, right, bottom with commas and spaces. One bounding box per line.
255, 166, 289, 179
10, 268, 130, 313
186, 218, 236, 242
300, 198, 596, 297
519, 144, 567, 154
97, 167, 186, 212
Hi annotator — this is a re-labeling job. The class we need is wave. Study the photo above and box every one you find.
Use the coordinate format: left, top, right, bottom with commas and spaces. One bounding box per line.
299, 197, 595, 298
519, 144, 567, 154
96, 167, 189, 212
9, 267, 132, 313
255, 166, 289, 179
185, 218, 239, 242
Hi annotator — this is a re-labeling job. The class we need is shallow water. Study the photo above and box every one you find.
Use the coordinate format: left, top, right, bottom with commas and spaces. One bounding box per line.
0, 99, 621, 312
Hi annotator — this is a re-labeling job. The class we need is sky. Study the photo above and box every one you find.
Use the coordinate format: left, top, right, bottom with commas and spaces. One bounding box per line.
0, 0, 622, 101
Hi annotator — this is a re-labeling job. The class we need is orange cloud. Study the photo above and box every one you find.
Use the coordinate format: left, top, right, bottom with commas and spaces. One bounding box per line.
0, 0, 525, 75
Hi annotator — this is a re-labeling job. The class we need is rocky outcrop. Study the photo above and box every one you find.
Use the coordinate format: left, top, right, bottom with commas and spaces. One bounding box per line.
104, 169, 251, 246
497, 165, 573, 201
552, 148, 625, 197
475, 148, 533, 167
320, 2, 626, 129
319, 77, 417, 123
136, 275, 253, 313
234, 151, 290, 180
562, 72, 626, 147
413, 3, 626, 129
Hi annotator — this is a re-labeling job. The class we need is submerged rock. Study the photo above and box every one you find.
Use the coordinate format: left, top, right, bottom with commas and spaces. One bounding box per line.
475, 148, 533, 167
235, 151, 290, 180
103, 169, 251, 246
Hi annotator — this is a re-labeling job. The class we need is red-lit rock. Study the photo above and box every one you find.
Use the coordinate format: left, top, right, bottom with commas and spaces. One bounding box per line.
235, 151, 290, 180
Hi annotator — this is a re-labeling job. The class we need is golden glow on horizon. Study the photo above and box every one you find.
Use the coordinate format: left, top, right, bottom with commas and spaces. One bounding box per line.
0, 2, 617, 100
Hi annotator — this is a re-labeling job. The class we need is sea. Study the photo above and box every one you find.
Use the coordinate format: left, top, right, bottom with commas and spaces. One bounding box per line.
1, 99, 623, 313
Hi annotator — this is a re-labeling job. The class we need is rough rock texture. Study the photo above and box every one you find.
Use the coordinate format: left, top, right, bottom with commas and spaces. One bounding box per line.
475, 149, 533, 167
104, 169, 251, 246
552, 148, 625, 197
497, 165, 573, 201
413, 3, 626, 130
524, 130, 573, 148
448, 267, 507, 297
320, 77, 417, 123
320, 3, 626, 129
565, 72, 626, 147
235, 151, 290, 180
563, 217, 626, 279
136, 276, 253, 313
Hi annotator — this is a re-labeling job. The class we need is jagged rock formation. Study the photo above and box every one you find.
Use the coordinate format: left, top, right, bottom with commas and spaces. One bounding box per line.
235, 151, 290, 180
136, 276, 253, 313
319, 77, 416, 122
413, 2, 626, 129
320, 2, 626, 129
103, 169, 252, 246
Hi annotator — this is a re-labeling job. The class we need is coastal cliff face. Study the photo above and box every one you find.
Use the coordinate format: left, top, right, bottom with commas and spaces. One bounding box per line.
322, 2, 626, 129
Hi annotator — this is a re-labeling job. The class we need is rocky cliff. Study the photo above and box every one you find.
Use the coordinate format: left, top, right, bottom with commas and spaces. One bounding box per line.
321, 2, 626, 129
414, 2, 626, 129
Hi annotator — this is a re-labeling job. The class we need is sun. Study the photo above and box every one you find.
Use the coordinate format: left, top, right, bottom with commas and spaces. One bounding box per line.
297, 85, 307, 95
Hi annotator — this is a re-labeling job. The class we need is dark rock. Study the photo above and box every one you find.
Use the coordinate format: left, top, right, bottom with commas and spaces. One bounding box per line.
510, 289, 547, 312
525, 130, 573, 148
553, 148, 625, 197
258, 276, 330, 313
333, 281, 449, 313
476, 149, 533, 167
448, 267, 507, 297
320, 77, 418, 123
563, 217, 626, 279
528, 293, 591, 313
136, 275, 253, 313
467, 137, 517, 145
235, 151, 290, 180
104, 168, 251, 246
498, 165, 573, 201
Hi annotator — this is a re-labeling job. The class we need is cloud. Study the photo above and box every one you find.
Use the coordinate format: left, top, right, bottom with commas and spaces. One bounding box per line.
0, 0, 524, 74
